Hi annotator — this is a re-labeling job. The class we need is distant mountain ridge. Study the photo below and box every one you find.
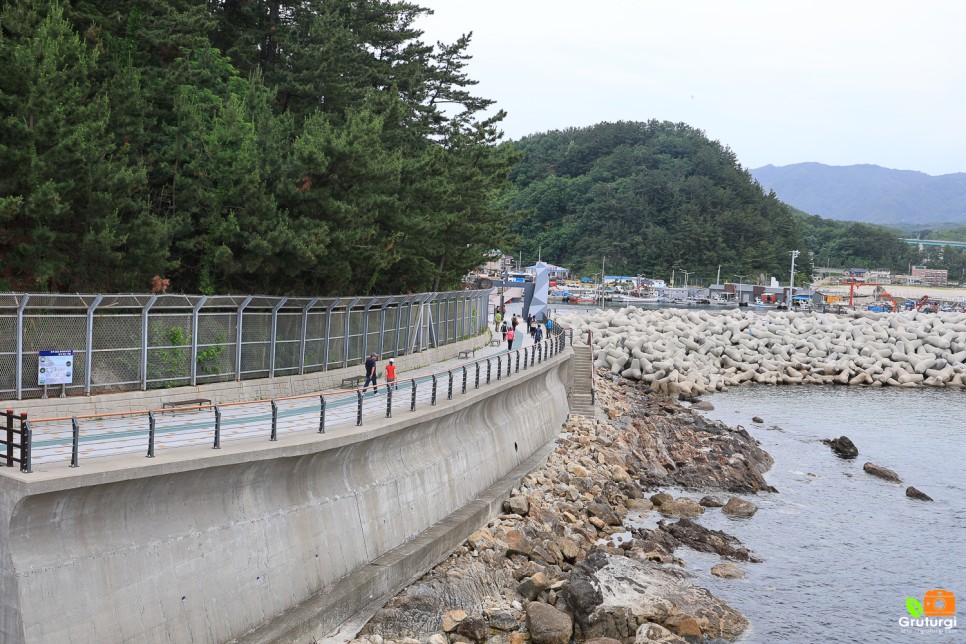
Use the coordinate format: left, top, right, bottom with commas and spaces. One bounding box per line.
750, 162, 966, 227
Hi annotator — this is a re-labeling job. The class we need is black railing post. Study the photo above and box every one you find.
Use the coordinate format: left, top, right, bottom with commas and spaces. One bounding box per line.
21, 418, 31, 473
319, 396, 326, 433
538, 343, 543, 363
356, 391, 364, 426
505, 353, 510, 378
447, 370, 453, 400
431, 375, 438, 406
486, 359, 491, 384
270, 400, 278, 441
475, 362, 480, 389
462, 366, 467, 394
530, 346, 536, 367
5, 410, 12, 467
496, 355, 502, 380
386, 386, 392, 418
146, 411, 156, 458
213, 406, 221, 449
410, 379, 417, 411
516, 350, 520, 373
70, 417, 80, 467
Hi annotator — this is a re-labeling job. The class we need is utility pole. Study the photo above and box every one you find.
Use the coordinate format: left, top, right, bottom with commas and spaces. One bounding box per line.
789, 250, 800, 308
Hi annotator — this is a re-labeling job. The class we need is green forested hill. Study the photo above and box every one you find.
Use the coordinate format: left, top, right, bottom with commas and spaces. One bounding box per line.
0, 1, 514, 295
499, 121, 939, 281
501, 121, 803, 279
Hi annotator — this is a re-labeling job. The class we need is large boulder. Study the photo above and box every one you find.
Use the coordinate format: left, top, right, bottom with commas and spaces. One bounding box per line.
634, 622, 687, 642
721, 497, 758, 517
526, 602, 573, 644
863, 462, 902, 483
657, 497, 705, 518
822, 436, 858, 459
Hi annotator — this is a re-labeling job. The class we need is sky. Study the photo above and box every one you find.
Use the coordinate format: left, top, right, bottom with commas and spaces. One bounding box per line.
414, 1, 966, 176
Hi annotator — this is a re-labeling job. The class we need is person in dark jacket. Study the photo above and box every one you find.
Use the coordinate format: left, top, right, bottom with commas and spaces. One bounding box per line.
363, 353, 378, 393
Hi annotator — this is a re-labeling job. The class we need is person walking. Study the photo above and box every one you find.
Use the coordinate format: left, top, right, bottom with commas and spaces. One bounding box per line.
494, 310, 503, 331
386, 358, 397, 391
526, 315, 533, 338
506, 326, 516, 350
500, 319, 509, 343
363, 352, 378, 393
534, 326, 543, 343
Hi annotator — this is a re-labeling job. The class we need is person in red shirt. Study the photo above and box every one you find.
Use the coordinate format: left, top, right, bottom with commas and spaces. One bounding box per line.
506, 327, 516, 350
386, 358, 397, 390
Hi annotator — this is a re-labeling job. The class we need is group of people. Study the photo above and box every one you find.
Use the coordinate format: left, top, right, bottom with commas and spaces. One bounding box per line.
361, 308, 553, 393
495, 309, 547, 350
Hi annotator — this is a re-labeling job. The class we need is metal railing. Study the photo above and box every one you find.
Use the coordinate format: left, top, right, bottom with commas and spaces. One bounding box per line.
14, 326, 570, 472
0, 409, 30, 473
0, 290, 490, 400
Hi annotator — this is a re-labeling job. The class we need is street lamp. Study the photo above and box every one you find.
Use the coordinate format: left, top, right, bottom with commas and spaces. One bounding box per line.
789, 250, 800, 307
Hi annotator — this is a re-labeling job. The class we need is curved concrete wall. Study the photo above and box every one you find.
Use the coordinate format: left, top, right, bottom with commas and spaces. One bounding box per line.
0, 350, 571, 644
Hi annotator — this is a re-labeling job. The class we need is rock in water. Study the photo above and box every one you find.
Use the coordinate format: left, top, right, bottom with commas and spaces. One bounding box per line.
699, 495, 725, 507
863, 462, 902, 483
722, 497, 758, 517
691, 400, 714, 411
650, 492, 673, 506
711, 563, 746, 579
752, 416, 764, 424
822, 436, 858, 459
906, 486, 934, 501
526, 602, 573, 644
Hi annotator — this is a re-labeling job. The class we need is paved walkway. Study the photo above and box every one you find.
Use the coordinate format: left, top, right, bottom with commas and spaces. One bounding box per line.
26, 322, 550, 469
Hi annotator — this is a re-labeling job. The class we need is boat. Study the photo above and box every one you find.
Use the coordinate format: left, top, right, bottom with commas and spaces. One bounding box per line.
618, 293, 659, 303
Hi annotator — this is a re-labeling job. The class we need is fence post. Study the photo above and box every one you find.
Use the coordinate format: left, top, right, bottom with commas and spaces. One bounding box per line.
269, 298, 288, 378
410, 379, 417, 411
146, 411, 155, 458
496, 355, 501, 381
299, 298, 319, 376
431, 375, 437, 406
516, 350, 520, 373
70, 417, 80, 467
5, 410, 12, 467
486, 359, 491, 384
319, 396, 326, 433
20, 417, 31, 473
213, 406, 221, 449
538, 343, 543, 363
447, 370, 453, 400
475, 362, 480, 389
84, 295, 102, 395
321, 298, 339, 371
386, 386, 392, 418
462, 366, 467, 394
235, 296, 252, 381
140, 295, 158, 391
190, 296, 208, 387
356, 391, 364, 425
270, 400, 278, 440
15, 295, 28, 400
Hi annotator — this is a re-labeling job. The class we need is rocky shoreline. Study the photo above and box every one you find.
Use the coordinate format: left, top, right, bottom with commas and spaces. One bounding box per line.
352, 375, 776, 643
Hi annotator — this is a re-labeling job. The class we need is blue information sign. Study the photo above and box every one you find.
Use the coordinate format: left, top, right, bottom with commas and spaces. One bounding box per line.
38, 350, 74, 386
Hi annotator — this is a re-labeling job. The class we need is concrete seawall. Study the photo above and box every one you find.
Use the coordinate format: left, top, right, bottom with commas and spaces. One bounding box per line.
0, 347, 571, 643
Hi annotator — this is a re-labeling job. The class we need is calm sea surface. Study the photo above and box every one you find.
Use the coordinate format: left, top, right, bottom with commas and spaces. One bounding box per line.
657, 386, 966, 642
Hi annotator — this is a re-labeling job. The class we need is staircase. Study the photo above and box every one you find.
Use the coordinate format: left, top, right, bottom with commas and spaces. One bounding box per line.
568, 344, 596, 417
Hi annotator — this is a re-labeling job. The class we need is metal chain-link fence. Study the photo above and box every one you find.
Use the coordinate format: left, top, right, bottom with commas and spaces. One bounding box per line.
0, 290, 489, 400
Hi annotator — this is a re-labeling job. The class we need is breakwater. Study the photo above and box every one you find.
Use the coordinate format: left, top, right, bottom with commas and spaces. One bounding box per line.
557, 308, 966, 397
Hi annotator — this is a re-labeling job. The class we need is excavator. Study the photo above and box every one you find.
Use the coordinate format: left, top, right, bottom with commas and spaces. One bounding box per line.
845, 279, 898, 311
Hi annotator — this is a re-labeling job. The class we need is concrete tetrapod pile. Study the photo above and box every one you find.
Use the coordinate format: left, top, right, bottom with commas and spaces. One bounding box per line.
558, 307, 966, 398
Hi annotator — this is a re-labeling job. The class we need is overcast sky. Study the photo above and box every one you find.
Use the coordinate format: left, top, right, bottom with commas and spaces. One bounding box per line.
415, 1, 966, 176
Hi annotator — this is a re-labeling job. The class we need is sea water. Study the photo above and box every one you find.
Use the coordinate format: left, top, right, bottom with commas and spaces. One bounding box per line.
668, 386, 966, 642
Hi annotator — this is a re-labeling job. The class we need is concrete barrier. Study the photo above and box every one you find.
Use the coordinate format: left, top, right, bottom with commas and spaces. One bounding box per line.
0, 347, 570, 644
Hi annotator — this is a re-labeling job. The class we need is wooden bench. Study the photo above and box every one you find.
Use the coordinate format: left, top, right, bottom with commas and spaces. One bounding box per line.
490, 340, 501, 347
457, 349, 475, 359
341, 375, 366, 388
162, 398, 212, 411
